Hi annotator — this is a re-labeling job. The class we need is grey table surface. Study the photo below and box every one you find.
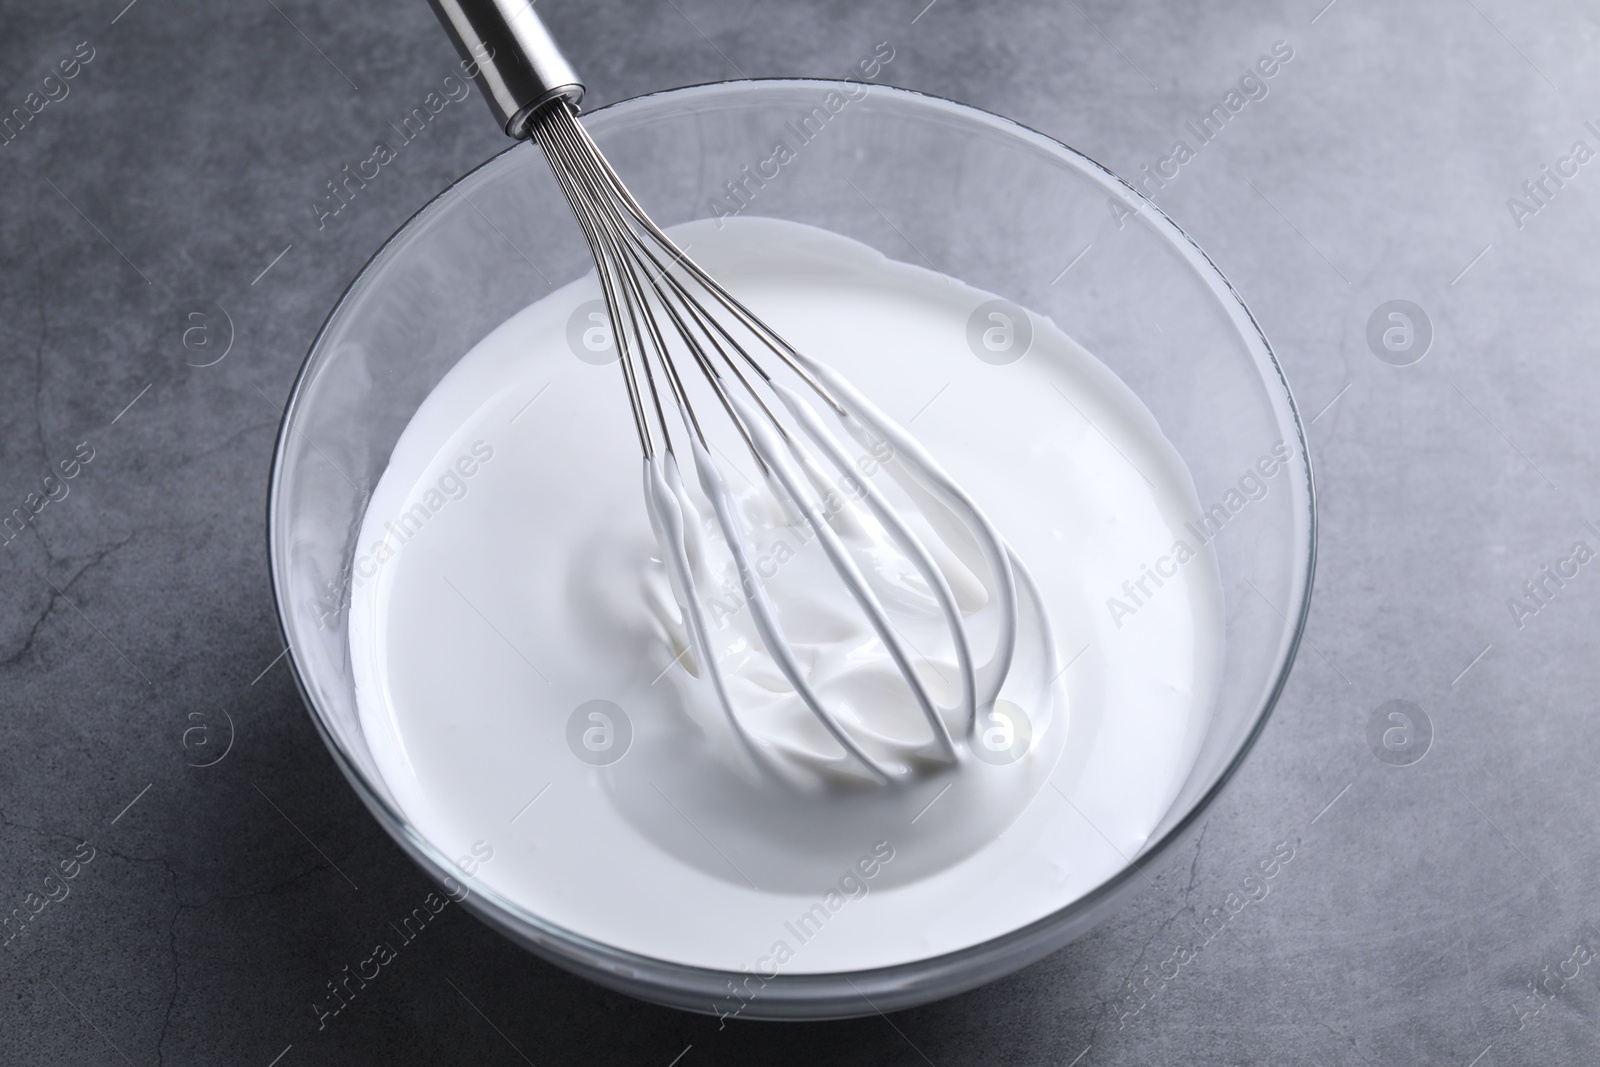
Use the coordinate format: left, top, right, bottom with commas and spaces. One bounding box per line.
1, 0, 1595, 1063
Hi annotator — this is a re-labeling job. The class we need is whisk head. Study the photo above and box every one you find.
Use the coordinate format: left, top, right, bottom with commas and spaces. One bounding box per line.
530, 100, 1027, 786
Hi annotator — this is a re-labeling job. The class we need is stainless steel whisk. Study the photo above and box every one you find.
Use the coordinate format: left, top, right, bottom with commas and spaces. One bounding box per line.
430, 0, 1025, 782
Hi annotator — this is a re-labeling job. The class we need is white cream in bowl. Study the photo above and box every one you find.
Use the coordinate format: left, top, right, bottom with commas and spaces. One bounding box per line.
347, 217, 1222, 975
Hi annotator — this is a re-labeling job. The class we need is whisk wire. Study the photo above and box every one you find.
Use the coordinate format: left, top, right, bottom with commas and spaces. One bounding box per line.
542, 105, 767, 462
529, 98, 1024, 781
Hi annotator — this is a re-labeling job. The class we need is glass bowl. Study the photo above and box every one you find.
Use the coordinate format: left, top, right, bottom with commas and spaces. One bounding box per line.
267, 78, 1314, 1019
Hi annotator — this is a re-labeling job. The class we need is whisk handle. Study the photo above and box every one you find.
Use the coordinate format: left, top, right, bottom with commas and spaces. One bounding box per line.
426, 0, 585, 139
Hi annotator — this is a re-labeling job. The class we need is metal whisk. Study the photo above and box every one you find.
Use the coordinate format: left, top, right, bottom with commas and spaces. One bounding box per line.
430, 0, 1024, 782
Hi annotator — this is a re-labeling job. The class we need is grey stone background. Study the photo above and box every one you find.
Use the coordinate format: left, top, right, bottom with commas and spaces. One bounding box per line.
0, 0, 1594, 1062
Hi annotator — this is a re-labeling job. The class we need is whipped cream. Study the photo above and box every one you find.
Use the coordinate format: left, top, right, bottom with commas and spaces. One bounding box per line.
348, 217, 1223, 973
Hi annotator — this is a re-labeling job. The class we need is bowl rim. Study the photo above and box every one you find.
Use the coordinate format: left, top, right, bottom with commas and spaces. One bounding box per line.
266, 75, 1317, 1019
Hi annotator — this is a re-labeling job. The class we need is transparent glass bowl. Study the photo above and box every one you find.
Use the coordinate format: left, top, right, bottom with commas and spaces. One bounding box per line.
268, 79, 1314, 1019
